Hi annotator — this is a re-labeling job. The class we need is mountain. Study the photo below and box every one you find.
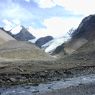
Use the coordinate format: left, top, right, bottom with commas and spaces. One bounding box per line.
71, 15, 95, 40
64, 15, 95, 55
11, 26, 35, 41
0, 40, 53, 60
54, 15, 95, 73
47, 15, 95, 57
0, 28, 15, 45
35, 36, 53, 48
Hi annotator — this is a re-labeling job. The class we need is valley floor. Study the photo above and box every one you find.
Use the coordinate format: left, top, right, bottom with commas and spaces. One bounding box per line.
0, 58, 95, 86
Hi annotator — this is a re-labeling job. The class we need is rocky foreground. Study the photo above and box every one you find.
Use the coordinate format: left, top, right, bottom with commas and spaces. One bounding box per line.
0, 57, 95, 95
0, 57, 95, 87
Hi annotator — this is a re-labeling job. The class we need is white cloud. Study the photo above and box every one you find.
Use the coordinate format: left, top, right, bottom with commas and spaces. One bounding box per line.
34, 0, 56, 8
2, 1, 33, 31
34, 0, 95, 16
28, 26, 49, 38
1, 1, 34, 26
3, 19, 12, 27
54, 0, 95, 16
2, 18, 21, 31
4, 4, 31, 20
10, 25, 22, 34
28, 17, 82, 38
12, 19, 21, 25
2, 19, 21, 31
2, 19, 13, 31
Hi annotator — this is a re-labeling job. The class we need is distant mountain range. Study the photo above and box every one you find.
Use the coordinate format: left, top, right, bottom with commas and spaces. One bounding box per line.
1, 14, 95, 57
1, 26, 35, 41
12, 26, 35, 41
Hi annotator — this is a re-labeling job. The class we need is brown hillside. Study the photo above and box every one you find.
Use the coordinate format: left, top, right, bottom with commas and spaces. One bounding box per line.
0, 29, 15, 45
0, 40, 54, 61
59, 40, 95, 69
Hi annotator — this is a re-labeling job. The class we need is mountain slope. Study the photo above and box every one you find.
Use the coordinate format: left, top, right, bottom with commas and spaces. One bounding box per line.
59, 15, 95, 64
0, 28, 15, 45
0, 40, 53, 60
64, 15, 95, 55
71, 15, 95, 40
61, 40, 95, 67
12, 26, 35, 41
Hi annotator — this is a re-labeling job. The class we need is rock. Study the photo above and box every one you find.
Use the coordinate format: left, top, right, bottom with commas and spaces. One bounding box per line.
9, 78, 16, 82
40, 72, 47, 77
52, 43, 64, 55
35, 36, 53, 48
32, 90, 39, 93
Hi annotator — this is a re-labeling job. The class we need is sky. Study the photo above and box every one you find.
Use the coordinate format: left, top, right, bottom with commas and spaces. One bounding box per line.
0, 0, 95, 38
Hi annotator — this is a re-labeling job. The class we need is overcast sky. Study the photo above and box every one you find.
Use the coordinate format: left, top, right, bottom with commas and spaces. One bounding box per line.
0, 0, 95, 38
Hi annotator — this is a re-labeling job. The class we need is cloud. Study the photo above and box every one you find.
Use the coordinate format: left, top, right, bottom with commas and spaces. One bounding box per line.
2, 19, 13, 31
12, 19, 21, 25
29, 17, 82, 38
10, 25, 22, 34
34, 0, 95, 16
3, 19, 21, 31
54, 0, 95, 16
28, 26, 49, 38
1, 0, 34, 28
2, 2, 29, 30
4, 3, 33, 20
34, 0, 56, 8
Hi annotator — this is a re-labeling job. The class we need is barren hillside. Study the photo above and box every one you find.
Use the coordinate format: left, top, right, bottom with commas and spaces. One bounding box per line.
0, 40, 53, 60
0, 29, 15, 45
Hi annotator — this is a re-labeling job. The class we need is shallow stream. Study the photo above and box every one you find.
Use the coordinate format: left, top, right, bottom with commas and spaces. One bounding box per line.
1, 74, 95, 95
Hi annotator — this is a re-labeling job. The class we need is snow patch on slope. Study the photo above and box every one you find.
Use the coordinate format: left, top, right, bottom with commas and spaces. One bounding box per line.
42, 36, 70, 53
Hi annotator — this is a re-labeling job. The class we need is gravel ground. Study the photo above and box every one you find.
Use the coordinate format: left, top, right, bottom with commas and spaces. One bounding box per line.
1, 74, 95, 95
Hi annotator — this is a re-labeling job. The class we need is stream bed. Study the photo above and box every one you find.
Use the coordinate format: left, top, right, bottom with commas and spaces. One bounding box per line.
0, 74, 95, 95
